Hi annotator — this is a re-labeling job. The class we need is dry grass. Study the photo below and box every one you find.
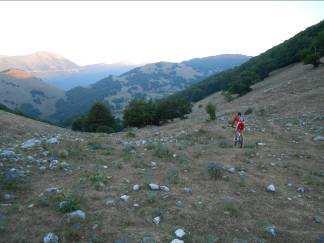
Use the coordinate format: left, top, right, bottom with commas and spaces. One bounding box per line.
0, 63, 323, 242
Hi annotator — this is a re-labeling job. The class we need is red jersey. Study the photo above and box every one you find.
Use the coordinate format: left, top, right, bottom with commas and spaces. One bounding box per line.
236, 120, 245, 133
233, 115, 241, 126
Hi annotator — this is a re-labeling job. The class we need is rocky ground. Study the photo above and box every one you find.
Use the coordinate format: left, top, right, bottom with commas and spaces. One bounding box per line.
0, 63, 323, 242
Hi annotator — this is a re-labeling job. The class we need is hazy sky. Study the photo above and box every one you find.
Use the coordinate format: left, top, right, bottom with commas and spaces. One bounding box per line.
0, 1, 323, 65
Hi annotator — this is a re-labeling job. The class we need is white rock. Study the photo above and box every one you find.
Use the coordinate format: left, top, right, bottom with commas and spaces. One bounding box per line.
68, 210, 86, 220
257, 142, 266, 146
227, 167, 236, 173
133, 184, 140, 191
43, 232, 59, 243
153, 216, 160, 225
47, 137, 59, 144
160, 185, 170, 192
149, 183, 160, 190
175, 228, 186, 238
120, 195, 129, 202
313, 135, 324, 141
170, 240, 184, 243
266, 184, 276, 192
21, 138, 41, 149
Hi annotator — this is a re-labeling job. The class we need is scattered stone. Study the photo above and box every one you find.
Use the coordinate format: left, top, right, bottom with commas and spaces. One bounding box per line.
183, 187, 192, 194
4, 193, 14, 201
67, 210, 86, 221
47, 137, 59, 144
39, 166, 47, 171
175, 228, 185, 238
133, 203, 139, 207
105, 197, 115, 206
170, 240, 184, 243
297, 186, 306, 193
49, 160, 59, 169
176, 200, 183, 208
149, 183, 160, 190
257, 142, 266, 146
227, 167, 236, 173
266, 184, 276, 193
0, 149, 15, 158
265, 225, 278, 237
21, 138, 41, 149
160, 185, 170, 192
153, 216, 160, 225
120, 195, 129, 202
314, 215, 322, 224
43, 232, 59, 243
133, 184, 140, 191
45, 187, 62, 195
313, 135, 324, 142
4, 168, 25, 182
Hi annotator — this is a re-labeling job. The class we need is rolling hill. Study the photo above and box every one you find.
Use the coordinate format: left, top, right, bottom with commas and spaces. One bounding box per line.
50, 54, 250, 123
0, 69, 64, 119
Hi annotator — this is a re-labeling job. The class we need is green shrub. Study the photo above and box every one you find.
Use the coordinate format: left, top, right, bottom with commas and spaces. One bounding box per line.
207, 162, 224, 180
153, 143, 173, 159
205, 102, 216, 121
165, 167, 180, 185
72, 102, 117, 133
57, 193, 81, 213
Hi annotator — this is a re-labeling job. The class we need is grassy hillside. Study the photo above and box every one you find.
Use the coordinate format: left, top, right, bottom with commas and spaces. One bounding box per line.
50, 54, 250, 123
0, 61, 323, 242
167, 20, 324, 103
0, 69, 65, 119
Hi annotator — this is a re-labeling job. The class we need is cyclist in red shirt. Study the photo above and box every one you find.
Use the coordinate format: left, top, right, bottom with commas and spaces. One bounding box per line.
234, 115, 245, 148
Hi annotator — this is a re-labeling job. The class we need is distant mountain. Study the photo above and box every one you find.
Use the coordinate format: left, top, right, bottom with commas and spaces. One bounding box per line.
0, 51, 78, 72
36, 63, 138, 90
0, 52, 137, 90
50, 54, 250, 122
0, 69, 64, 119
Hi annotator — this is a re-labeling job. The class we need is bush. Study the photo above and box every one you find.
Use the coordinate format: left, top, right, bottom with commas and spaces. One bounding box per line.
72, 102, 117, 133
207, 162, 224, 180
205, 102, 216, 121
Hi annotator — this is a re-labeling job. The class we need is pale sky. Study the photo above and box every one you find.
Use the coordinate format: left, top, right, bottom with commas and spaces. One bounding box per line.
0, 1, 323, 65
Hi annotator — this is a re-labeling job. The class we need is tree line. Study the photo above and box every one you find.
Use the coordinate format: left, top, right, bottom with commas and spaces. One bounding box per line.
72, 97, 192, 133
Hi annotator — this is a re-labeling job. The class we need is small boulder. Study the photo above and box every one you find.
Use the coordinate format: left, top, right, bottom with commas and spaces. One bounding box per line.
67, 210, 86, 221
149, 183, 160, 190
265, 225, 278, 237
0, 149, 15, 158
313, 135, 324, 142
21, 138, 41, 149
175, 228, 185, 238
133, 184, 140, 191
183, 187, 192, 194
266, 184, 276, 193
160, 185, 170, 192
170, 240, 184, 243
120, 195, 129, 202
153, 216, 160, 225
43, 232, 59, 243
47, 137, 59, 144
